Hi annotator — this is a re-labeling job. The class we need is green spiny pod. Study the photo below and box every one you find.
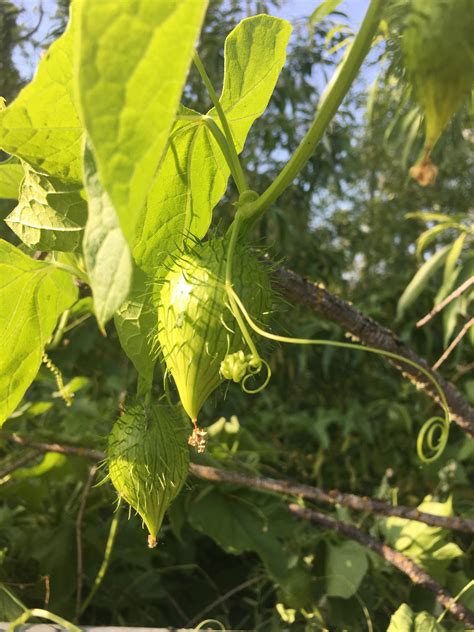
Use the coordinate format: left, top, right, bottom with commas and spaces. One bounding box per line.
107, 402, 189, 548
403, 0, 473, 184
156, 238, 272, 427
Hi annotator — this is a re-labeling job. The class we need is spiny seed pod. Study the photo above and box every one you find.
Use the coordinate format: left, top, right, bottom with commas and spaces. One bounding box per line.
403, 0, 473, 185
156, 238, 272, 425
107, 402, 189, 548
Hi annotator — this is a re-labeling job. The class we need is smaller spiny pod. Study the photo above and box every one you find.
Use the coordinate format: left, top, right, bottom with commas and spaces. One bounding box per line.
156, 238, 272, 435
402, 0, 473, 185
107, 402, 189, 548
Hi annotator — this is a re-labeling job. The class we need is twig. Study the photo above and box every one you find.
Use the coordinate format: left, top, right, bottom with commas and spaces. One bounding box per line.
272, 265, 474, 438
417, 277, 474, 328
75, 464, 98, 622
0, 450, 40, 479
185, 576, 261, 628
288, 504, 474, 626
189, 464, 474, 534
2, 435, 473, 534
433, 318, 474, 371
3, 434, 104, 461
79, 504, 121, 617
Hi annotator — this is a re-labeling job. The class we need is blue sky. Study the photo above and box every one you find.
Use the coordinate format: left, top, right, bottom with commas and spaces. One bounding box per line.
12, 0, 372, 79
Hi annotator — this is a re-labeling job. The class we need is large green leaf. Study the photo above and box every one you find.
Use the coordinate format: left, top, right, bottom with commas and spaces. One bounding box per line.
387, 603, 446, 632
397, 245, 451, 320
0, 15, 82, 182
0, 240, 78, 425
0, 158, 23, 200
5, 163, 87, 251
383, 496, 463, 582
325, 540, 368, 599
83, 145, 132, 330
133, 14, 292, 274
189, 489, 289, 580
114, 267, 156, 387
76, 0, 209, 246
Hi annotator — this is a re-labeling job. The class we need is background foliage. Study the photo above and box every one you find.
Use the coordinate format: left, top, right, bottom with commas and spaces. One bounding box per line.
0, 1, 472, 630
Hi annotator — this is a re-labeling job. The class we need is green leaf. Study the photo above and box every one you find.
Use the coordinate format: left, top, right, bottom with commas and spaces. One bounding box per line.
443, 233, 467, 284
13, 453, 66, 479
5, 162, 87, 252
188, 489, 289, 580
83, 144, 132, 330
114, 267, 156, 387
0, 157, 23, 199
76, 0, 209, 246
387, 603, 414, 632
383, 496, 463, 582
0, 584, 25, 621
0, 15, 82, 182
310, 0, 344, 26
415, 223, 459, 259
413, 612, 446, 632
397, 245, 451, 320
0, 240, 78, 425
326, 540, 368, 599
442, 258, 474, 345
134, 14, 292, 275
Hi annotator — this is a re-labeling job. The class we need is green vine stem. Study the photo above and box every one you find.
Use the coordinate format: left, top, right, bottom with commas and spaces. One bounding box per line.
8, 609, 81, 632
79, 503, 121, 617
228, 286, 450, 463
193, 50, 249, 193
238, 0, 386, 226
202, 116, 248, 194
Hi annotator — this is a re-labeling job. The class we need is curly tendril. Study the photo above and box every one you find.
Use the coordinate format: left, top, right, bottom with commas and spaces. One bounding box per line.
416, 416, 450, 464
220, 351, 272, 393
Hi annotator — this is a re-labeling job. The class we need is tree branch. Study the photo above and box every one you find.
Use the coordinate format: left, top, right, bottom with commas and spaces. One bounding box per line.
288, 504, 474, 626
272, 265, 474, 438
3, 434, 473, 533
189, 464, 474, 534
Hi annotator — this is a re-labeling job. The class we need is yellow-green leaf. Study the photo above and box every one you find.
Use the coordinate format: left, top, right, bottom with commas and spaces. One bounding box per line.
0, 240, 78, 425
0, 14, 82, 182
76, 0, 209, 246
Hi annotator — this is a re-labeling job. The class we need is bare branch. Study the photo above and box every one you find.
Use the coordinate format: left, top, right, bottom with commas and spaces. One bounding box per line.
0, 449, 40, 479
433, 318, 474, 371
288, 504, 474, 626
3, 435, 473, 533
189, 464, 474, 534
272, 265, 474, 438
417, 276, 474, 328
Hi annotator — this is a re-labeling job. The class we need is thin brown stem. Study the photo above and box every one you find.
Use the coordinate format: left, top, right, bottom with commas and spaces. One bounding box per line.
433, 318, 474, 371
2, 435, 473, 534
417, 277, 474, 328
0, 449, 40, 479
185, 576, 261, 628
288, 504, 474, 626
